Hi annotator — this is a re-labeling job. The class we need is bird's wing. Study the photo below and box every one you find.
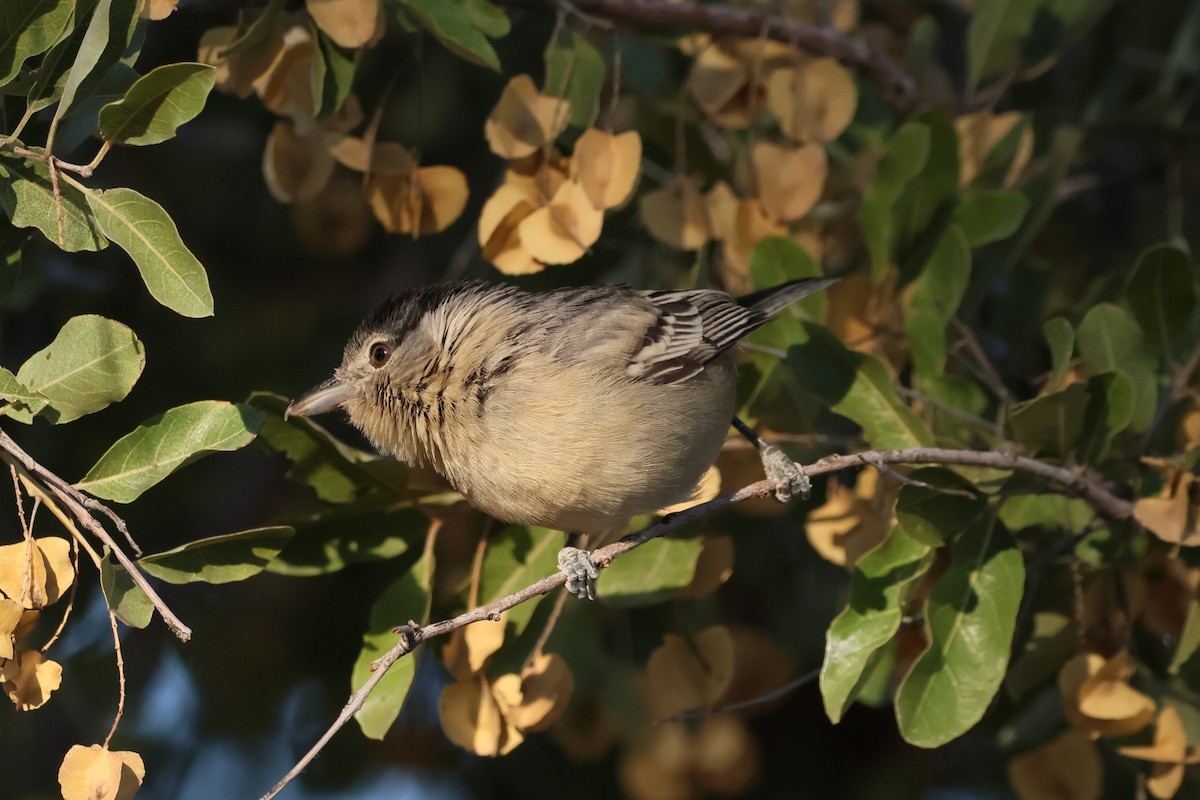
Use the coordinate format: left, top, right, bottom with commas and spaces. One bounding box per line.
626, 289, 762, 385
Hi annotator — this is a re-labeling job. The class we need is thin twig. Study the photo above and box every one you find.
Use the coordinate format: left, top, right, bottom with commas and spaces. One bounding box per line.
102, 608, 127, 749
859, 455, 979, 499
0, 427, 190, 641
499, 0, 915, 108
259, 444, 1136, 799
658, 667, 821, 723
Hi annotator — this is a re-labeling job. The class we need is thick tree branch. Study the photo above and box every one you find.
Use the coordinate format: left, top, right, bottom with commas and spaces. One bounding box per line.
500, 0, 916, 107
0, 427, 191, 642
259, 445, 1133, 799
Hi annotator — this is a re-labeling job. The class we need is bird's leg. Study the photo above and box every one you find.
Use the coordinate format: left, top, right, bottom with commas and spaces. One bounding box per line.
732, 417, 810, 502
558, 532, 599, 600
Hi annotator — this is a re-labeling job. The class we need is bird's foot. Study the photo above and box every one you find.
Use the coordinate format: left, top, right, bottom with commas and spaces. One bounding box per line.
760, 443, 811, 503
557, 545, 599, 600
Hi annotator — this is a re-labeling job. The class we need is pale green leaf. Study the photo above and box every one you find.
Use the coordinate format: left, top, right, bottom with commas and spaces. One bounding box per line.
0, 154, 107, 252
821, 526, 933, 723
398, 0, 504, 71
12, 315, 144, 424
0, 0, 74, 87
478, 526, 559, 636
1171, 598, 1200, 674
952, 190, 1030, 246
1076, 303, 1157, 431
1008, 383, 1088, 458
967, 0, 1044, 88
596, 537, 702, 606
1042, 317, 1074, 393
906, 224, 972, 376
353, 550, 434, 739
138, 526, 295, 584
1125, 243, 1196, 359
267, 505, 422, 576
84, 186, 214, 317
310, 23, 356, 120
76, 400, 265, 502
97, 62, 215, 145
1077, 371, 1134, 464
53, 0, 139, 124
544, 28, 605, 128
895, 516, 1023, 747
860, 122, 930, 281
787, 323, 935, 449
100, 554, 152, 629
894, 468, 987, 547
0, 365, 48, 420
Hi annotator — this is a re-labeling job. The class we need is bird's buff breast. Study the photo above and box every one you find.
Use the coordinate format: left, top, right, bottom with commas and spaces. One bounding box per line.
432, 355, 738, 534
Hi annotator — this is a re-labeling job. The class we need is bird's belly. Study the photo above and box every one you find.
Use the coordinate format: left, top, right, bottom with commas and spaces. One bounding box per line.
441, 358, 737, 534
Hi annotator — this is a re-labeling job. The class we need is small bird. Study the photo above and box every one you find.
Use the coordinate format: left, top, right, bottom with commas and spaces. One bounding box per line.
287, 278, 835, 599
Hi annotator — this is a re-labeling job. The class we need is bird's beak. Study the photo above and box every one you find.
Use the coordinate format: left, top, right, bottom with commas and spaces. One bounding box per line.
285, 377, 354, 420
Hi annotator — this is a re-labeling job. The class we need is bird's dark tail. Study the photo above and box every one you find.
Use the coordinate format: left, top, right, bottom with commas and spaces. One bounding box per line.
738, 277, 840, 319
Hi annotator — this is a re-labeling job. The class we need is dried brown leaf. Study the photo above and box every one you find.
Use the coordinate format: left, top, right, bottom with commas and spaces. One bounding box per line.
645, 626, 735, 720
753, 141, 828, 222
571, 129, 642, 210
2, 649, 63, 710
518, 180, 604, 265
1008, 729, 1102, 800
306, 0, 380, 49
0, 537, 74, 610
766, 59, 858, 143
484, 75, 571, 160
263, 121, 335, 204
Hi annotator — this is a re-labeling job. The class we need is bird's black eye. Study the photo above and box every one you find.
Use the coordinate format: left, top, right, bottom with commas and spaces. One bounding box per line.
369, 342, 392, 368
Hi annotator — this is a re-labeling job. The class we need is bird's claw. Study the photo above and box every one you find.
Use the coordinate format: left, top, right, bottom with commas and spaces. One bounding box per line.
760, 443, 810, 502
558, 545, 599, 600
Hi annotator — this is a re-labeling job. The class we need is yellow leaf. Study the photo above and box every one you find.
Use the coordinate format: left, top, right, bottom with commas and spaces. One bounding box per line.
693, 715, 760, 795
484, 75, 571, 160
141, 0, 178, 20
640, 176, 710, 251
571, 129, 643, 210
263, 121, 335, 204
645, 626, 735, 720
198, 23, 286, 99
2, 649, 63, 710
0, 598, 22, 660
657, 465, 721, 517
688, 47, 748, 117
0, 537, 74, 610
439, 675, 523, 756
503, 652, 574, 732
254, 24, 317, 120
1118, 707, 1200, 799
306, 0, 380, 49
766, 59, 858, 143
59, 744, 145, 800
1059, 651, 1156, 739
956, 111, 1033, 187
325, 134, 413, 176
366, 166, 469, 237
722, 197, 786, 273
1135, 473, 1200, 546
1008, 730, 1102, 800
518, 180, 604, 265
805, 468, 892, 568
753, 141, 828, 222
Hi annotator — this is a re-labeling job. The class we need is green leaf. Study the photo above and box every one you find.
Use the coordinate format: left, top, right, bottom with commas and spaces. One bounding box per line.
1042, 317, 1074, 393
1171, 597, 1200, 674
247, 391, 402, 502
895, 515, 1023, 747
138, 526, 295, 584
999, 491, 1092, 532
1008, 383, 1088, 458
894, 468, 987, 547
0, 155, 107, 252
1125, 244, 1196, 359
54, 60, 137, 153
906, 224, 971, 376
860, 122, 930, 281
75, 401, 265, 502
544, 28, 605, 129
1077, 371, 1134, 464
967, 0, 1044, 88
310, 24, 356, 120
821, 526, 934, 723
787, 323, 935, 449
268, 505, 422, 576
52, 0, 139, 125
397, 0, 505, 71
478, 526, 559, 636
11, 315, 144, 424
100, 554, 152, 629
96, 62, 215, 145
352, 549, 434, 739
1076, 303, 1158, 431
952, 190, 1030, 246
84, 186, 214, 317
896, 115, 959, 252
28, 3, 94, 113
0, 365, 48, 420
596, 537, 702, 606
748, 236, 826, 324
218, 0, 286, 57
0, 0, 74, 87
1005, 612, 1075, 701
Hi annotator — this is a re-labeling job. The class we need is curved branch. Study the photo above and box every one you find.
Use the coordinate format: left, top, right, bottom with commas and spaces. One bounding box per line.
500, 0, 916, 108
0, 427, 191, 642
259, 445, 1134, 799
